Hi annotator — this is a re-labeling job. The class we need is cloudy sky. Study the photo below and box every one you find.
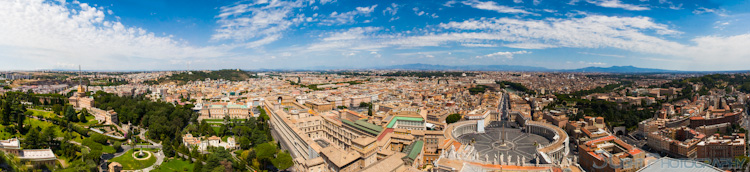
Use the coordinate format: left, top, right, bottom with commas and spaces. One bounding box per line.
1, 0, 749, 71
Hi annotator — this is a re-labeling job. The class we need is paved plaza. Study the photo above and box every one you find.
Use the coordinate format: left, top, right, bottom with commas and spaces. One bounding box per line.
457, 121, 551, 163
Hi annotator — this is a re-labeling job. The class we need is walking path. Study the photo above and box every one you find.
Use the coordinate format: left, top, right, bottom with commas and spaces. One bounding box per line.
105, 128, 164, 172
140, 150, 165, 172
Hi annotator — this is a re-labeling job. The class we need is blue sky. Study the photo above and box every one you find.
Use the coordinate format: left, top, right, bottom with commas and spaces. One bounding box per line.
1, 0, 749, 71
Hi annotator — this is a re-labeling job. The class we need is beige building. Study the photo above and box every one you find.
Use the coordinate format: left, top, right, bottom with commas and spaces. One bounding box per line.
305, 100, 334, 112
69, 85, 94, 109
0, 139, 57, 168
199, 103, 252, 120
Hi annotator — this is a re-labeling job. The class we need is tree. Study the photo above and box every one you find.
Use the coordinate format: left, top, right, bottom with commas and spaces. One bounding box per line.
85, 159, 98, 172
163, 139, 175, 157
194, 159, 204, 172
23, 127, 41, 149
446, 113, 462, 124
79, 108, 88, 123
17, 110, 30, 131
211, 166, 225, 172
241, 149, 255, 162
23, 110, 33, 118
199, 122, 216, 136
90, 133, 108, 145
40, 126, 57, 148
52, 104, 62, 116
1, 101, 10, 125
359, 102, 371, 107
205, 148, 232, 170
113, 141, 122, 151
368, 104, 373, 116
64, 105, 78, 122
272, 151, 294, 170
239, 137, 252, 150
255, 142, 277, 161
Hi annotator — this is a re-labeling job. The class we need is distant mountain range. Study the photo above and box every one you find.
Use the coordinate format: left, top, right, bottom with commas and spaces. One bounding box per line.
564, 65, 674, 73
34, 63, 748, 73
379, 63, 550, 71
378, 63, 676, 73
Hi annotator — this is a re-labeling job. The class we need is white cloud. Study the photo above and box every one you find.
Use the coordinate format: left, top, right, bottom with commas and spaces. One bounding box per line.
296, 13, 750, 70
533, 0, 541, 5
318, 0, 335, 4
212, 0, 306, 47
370, 51, 382, 58
307, 27, 384, 51
322, 27, 380, 41
321, 5, 378, 25
444, 0, 458, 7
578, 52, 626, 58
713, 21, 731, 30
461, 0, 532, 14
461, 43, 498, 47
685, 34, 750, 66
412, 7, 438, 18
586, 0, 650, 11
477, 51, 530, 59
356, 5, 378, 14
0, 0, 230, 70
387, 15, 684, 56
383, 3, 399, 16
580, 61, 607, 65
693, 7, 726, 16
668, 4, 682, 10
513, 0, 523, 3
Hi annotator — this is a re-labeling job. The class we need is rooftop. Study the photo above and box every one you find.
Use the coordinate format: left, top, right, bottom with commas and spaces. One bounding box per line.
19, 149, 56, 160
386, 116, 424, 128
320, 146, 360, 168
403, 140, 424, 161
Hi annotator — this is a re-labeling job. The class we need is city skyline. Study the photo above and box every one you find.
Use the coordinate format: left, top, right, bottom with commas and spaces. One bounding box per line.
1, 0, 749, 71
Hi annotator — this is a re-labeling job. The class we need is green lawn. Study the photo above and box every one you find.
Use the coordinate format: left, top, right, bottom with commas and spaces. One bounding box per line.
152, 159, 194, 172
0, 125, 20, 140
202, 119, 245, 123
202, 119, 225, 122
102, 145, 117, 154
28, 109, 58, 118
211, 126, 221, 134
109, 148, 158, 170
73, 115, 99, 127
25, 118, 63, 136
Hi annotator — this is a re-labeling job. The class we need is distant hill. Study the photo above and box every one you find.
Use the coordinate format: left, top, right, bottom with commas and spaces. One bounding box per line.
380, 63, 679, 73
381, 63, 550, 71
146, 69, 253, 85
562, 65, 675, 73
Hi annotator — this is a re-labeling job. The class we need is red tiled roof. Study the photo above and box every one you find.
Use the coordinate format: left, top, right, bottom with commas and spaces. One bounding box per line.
377, 128, 394, 141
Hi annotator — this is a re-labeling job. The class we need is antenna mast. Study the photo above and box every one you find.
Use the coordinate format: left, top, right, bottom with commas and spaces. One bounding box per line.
78, 65, 82, 87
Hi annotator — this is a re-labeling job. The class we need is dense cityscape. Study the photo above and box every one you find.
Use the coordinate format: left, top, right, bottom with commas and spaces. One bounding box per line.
0, 69, 749, 172
3, 0, 750, 171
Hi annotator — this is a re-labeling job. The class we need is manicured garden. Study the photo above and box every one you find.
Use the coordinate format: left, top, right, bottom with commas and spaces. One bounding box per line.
28, 109, 58, 118
202, 118, 245, 123
73, 115, 99, 127
25, 118, 63, 136
102, 145, 117, 154
152, 159, 195, 172
0, 125, 19, 140
108, 148, 158, 170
